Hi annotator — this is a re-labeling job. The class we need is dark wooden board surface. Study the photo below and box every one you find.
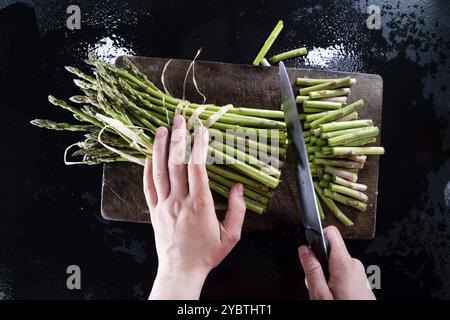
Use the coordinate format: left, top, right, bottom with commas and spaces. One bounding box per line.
101, 56, 383, 240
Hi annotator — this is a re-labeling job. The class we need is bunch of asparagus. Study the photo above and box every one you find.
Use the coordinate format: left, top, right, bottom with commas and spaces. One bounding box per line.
295, 76, 385, 226
31, 55, 289, 214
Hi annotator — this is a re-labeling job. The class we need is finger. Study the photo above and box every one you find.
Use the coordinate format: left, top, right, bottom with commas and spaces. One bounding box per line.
168, 115, 188, 197
152, 127, 170, 200
143, 157, 157, 210
298, 246, 334, 300
324, 226, 352, 262
188, 126, 209, 197
221, 183, 246, 245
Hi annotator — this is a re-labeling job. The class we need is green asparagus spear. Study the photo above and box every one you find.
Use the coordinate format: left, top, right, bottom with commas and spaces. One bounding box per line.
269, 47, 307, 63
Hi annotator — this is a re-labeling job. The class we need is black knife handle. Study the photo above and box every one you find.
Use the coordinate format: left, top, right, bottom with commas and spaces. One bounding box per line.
294, 159, 330, 279
306, 229, 330, 280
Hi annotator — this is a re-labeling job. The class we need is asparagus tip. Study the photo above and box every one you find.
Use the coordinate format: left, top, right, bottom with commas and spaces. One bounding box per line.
48, 95, 57, 104
65, 66, 76, 73
69, 95, 85, 104
30, 119, 40, 127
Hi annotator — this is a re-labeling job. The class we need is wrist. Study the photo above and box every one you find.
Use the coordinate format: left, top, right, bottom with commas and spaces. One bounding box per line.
149, 265, 209, 300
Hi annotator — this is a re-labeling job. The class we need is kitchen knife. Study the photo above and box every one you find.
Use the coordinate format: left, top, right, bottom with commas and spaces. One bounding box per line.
278, 61, 329, 276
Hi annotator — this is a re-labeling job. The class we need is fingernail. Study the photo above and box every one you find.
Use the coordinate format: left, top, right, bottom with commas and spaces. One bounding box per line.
173, 115, 183, 126
236, 183, 244, 196
299, 246, 311, 260
156, 127, 167, 138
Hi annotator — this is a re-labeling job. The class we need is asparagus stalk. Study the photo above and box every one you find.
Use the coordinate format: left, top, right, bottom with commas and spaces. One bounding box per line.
319, 120, 373, 132
253, 20, 284, 66
320, 127, 367, 139
314, 153, 367, 164
304, 107, 327, 113
321, 96, 348, 104
314, 182, 354, 226
329, 182, 368, 202
348, 155, 367, 163
296, 95, 310, 104
65, 66, 96, 83
331, 147, 385, 156
319, 180, 329, 188
331, 175, 367, 192
309, 99, 364, 129
312, 128, 321, 137
261, 58, 271, 67
314, 158, 364, 169
210, 141, 281, 178
323, 189, 367, 212
208, 128, 287, 159
335, 111, 358, 121
30, 119, 95, 132
300, 81, 333, 96
315, 139, 327, 146
207, 170, 270, 204
300, 77, 352, 96
74, 79, 98, 91
296, 77, 356, 86
303, 100, 343, 110
209, 180, 265, 214
305, 108, 358, 123
304, 109, 335, 122
269, 47, 307, 63
327, 127, 379, 147
315, 191, 325, 219
346, 137, 377, 147
320, 147, 333, 154
206, 165, 272, 196
48, 96, 103, 127
307, 146, 320, 154
83, 155, 140, 165
211, 147, 280, 189
309, 88, 351, 100
324, 165, 358, 182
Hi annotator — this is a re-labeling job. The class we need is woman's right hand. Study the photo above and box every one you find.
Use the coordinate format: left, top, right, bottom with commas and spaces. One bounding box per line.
298, 226, 376, 300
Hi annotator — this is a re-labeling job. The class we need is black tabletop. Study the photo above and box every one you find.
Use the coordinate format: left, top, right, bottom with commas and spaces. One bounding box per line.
0, 0, 449, 299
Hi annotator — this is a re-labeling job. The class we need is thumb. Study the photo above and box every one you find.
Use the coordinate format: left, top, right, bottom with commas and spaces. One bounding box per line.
298, 246, 334, 300
221, 183, 246, 245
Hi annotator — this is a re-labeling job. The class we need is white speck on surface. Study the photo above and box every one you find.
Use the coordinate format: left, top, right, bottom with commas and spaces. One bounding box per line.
304, 45, 345, 68
445, 181, 450, 207
90, 36, 135, 63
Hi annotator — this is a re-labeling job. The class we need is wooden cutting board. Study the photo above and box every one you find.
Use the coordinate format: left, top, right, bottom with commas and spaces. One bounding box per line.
100, 56, 383, 240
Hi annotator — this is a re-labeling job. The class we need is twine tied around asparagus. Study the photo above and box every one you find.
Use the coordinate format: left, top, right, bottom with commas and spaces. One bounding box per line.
97, 125, 146, 166
64, 114, 153, 166
160, 48, 234, 131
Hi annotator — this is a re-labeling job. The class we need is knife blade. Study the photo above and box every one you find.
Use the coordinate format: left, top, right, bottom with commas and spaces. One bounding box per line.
278, 62, 329, 276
